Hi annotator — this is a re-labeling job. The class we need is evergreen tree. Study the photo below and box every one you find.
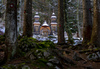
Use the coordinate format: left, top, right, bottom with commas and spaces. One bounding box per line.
64, 0, 73, 43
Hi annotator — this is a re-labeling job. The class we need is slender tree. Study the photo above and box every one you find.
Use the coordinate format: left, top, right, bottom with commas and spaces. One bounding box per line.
23, 0, 32, 37
58, 0, 65, 44
5, 0, 17, 61
82, 0, 92, 44
90, 0, 100, 47
64, 0, 73, 43
77, 0, 81, 39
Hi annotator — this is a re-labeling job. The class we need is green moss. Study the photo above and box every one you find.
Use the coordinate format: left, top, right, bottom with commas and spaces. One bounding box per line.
38, 58, 48, 63
18, 36, 55, 58
79, 49, 93, 54
68, 46, 72, 49
32, 59, 47, 67
18, 36, 37, 52
48, 36, 56, 38
89, 54, 93, 58
3, 65, 16, 69
36, 40, 55, 49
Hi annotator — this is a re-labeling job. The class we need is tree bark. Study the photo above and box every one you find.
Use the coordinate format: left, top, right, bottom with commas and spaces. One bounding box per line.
64, 0, 73, 43
90, 0, 100, 47
23, 0, 32, 37
58, 0, 65, 44
77, 0, 81, 39
82, 0, 92, 44
5, 0, 17, 61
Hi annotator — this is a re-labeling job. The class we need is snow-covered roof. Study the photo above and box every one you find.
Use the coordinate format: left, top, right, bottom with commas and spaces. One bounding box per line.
34, 12, 40, 18
36, 12, 38, 14
34, 22, 40, 24
51, 16, 57, 18
51, 22, 57, 24
34, 15, 40, 18
52, 12, 55, 15
51, 12, 57, 18
42, 21, 49, 26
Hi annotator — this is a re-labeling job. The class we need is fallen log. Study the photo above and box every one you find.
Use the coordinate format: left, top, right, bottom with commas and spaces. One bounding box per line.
52, 49, 75, 65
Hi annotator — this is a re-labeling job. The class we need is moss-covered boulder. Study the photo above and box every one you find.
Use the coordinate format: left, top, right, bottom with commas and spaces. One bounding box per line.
18, 36, 37, 52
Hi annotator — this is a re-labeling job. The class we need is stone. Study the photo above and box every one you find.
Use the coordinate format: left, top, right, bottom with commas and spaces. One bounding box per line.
36, 50, 39, 53
87, 53, 98, 60
55, 66, 60, 69
47, 63, 53, 67
37, 52, 42, 56
92, 53, 98, 59
49, 57, 59, 64
30, 54, 36, 60
22, 65, 30, 69
96, 52, 100, 58
43, 51, 50, 57
73, 52, 83, 61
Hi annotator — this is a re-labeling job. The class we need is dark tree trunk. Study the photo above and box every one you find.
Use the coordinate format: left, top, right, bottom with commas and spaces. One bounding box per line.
23, 0, 32, 37
5, 0, 17, 61
90, 0, 100, 47
58, 0, 65, 44
82, 0, 92, 44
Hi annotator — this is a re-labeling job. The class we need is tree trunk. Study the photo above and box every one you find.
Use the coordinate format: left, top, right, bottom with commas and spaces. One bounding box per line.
58, 0, 65, 44
64, 0, 73, 43
82, 0, 92, 44
77, 0, 81, 39
23, 0, 32, 37
5, 0, 17, 61
90, 0, 100, 47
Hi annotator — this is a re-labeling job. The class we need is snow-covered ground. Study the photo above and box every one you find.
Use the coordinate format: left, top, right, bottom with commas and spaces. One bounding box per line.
0, 24, 5, 34
32, 34, 83, 45
0, 26, 82, 46
0, 27, 5, 33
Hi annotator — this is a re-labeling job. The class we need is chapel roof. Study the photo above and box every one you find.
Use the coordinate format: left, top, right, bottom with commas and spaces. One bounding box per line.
51, 12, 57, 18
34, 12, 40, 18
42, 21, 49, 26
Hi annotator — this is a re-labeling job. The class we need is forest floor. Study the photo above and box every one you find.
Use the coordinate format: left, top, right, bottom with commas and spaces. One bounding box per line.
1, 43, 100, 69
56, 44, 100, 69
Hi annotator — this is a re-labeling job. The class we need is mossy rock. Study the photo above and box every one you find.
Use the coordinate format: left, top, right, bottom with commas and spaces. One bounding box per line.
79, 49, 93, 53
18, 36, 37, 52
18, 36, 55, 58
3, 64, 17, 69
36, 40, 55, 49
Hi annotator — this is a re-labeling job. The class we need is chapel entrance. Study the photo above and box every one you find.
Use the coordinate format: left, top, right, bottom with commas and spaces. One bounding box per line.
40, 21, 51, 37
42, 31, 48, 37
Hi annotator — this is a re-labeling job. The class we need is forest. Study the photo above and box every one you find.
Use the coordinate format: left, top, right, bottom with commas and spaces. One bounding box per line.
0, 0, 100, 69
